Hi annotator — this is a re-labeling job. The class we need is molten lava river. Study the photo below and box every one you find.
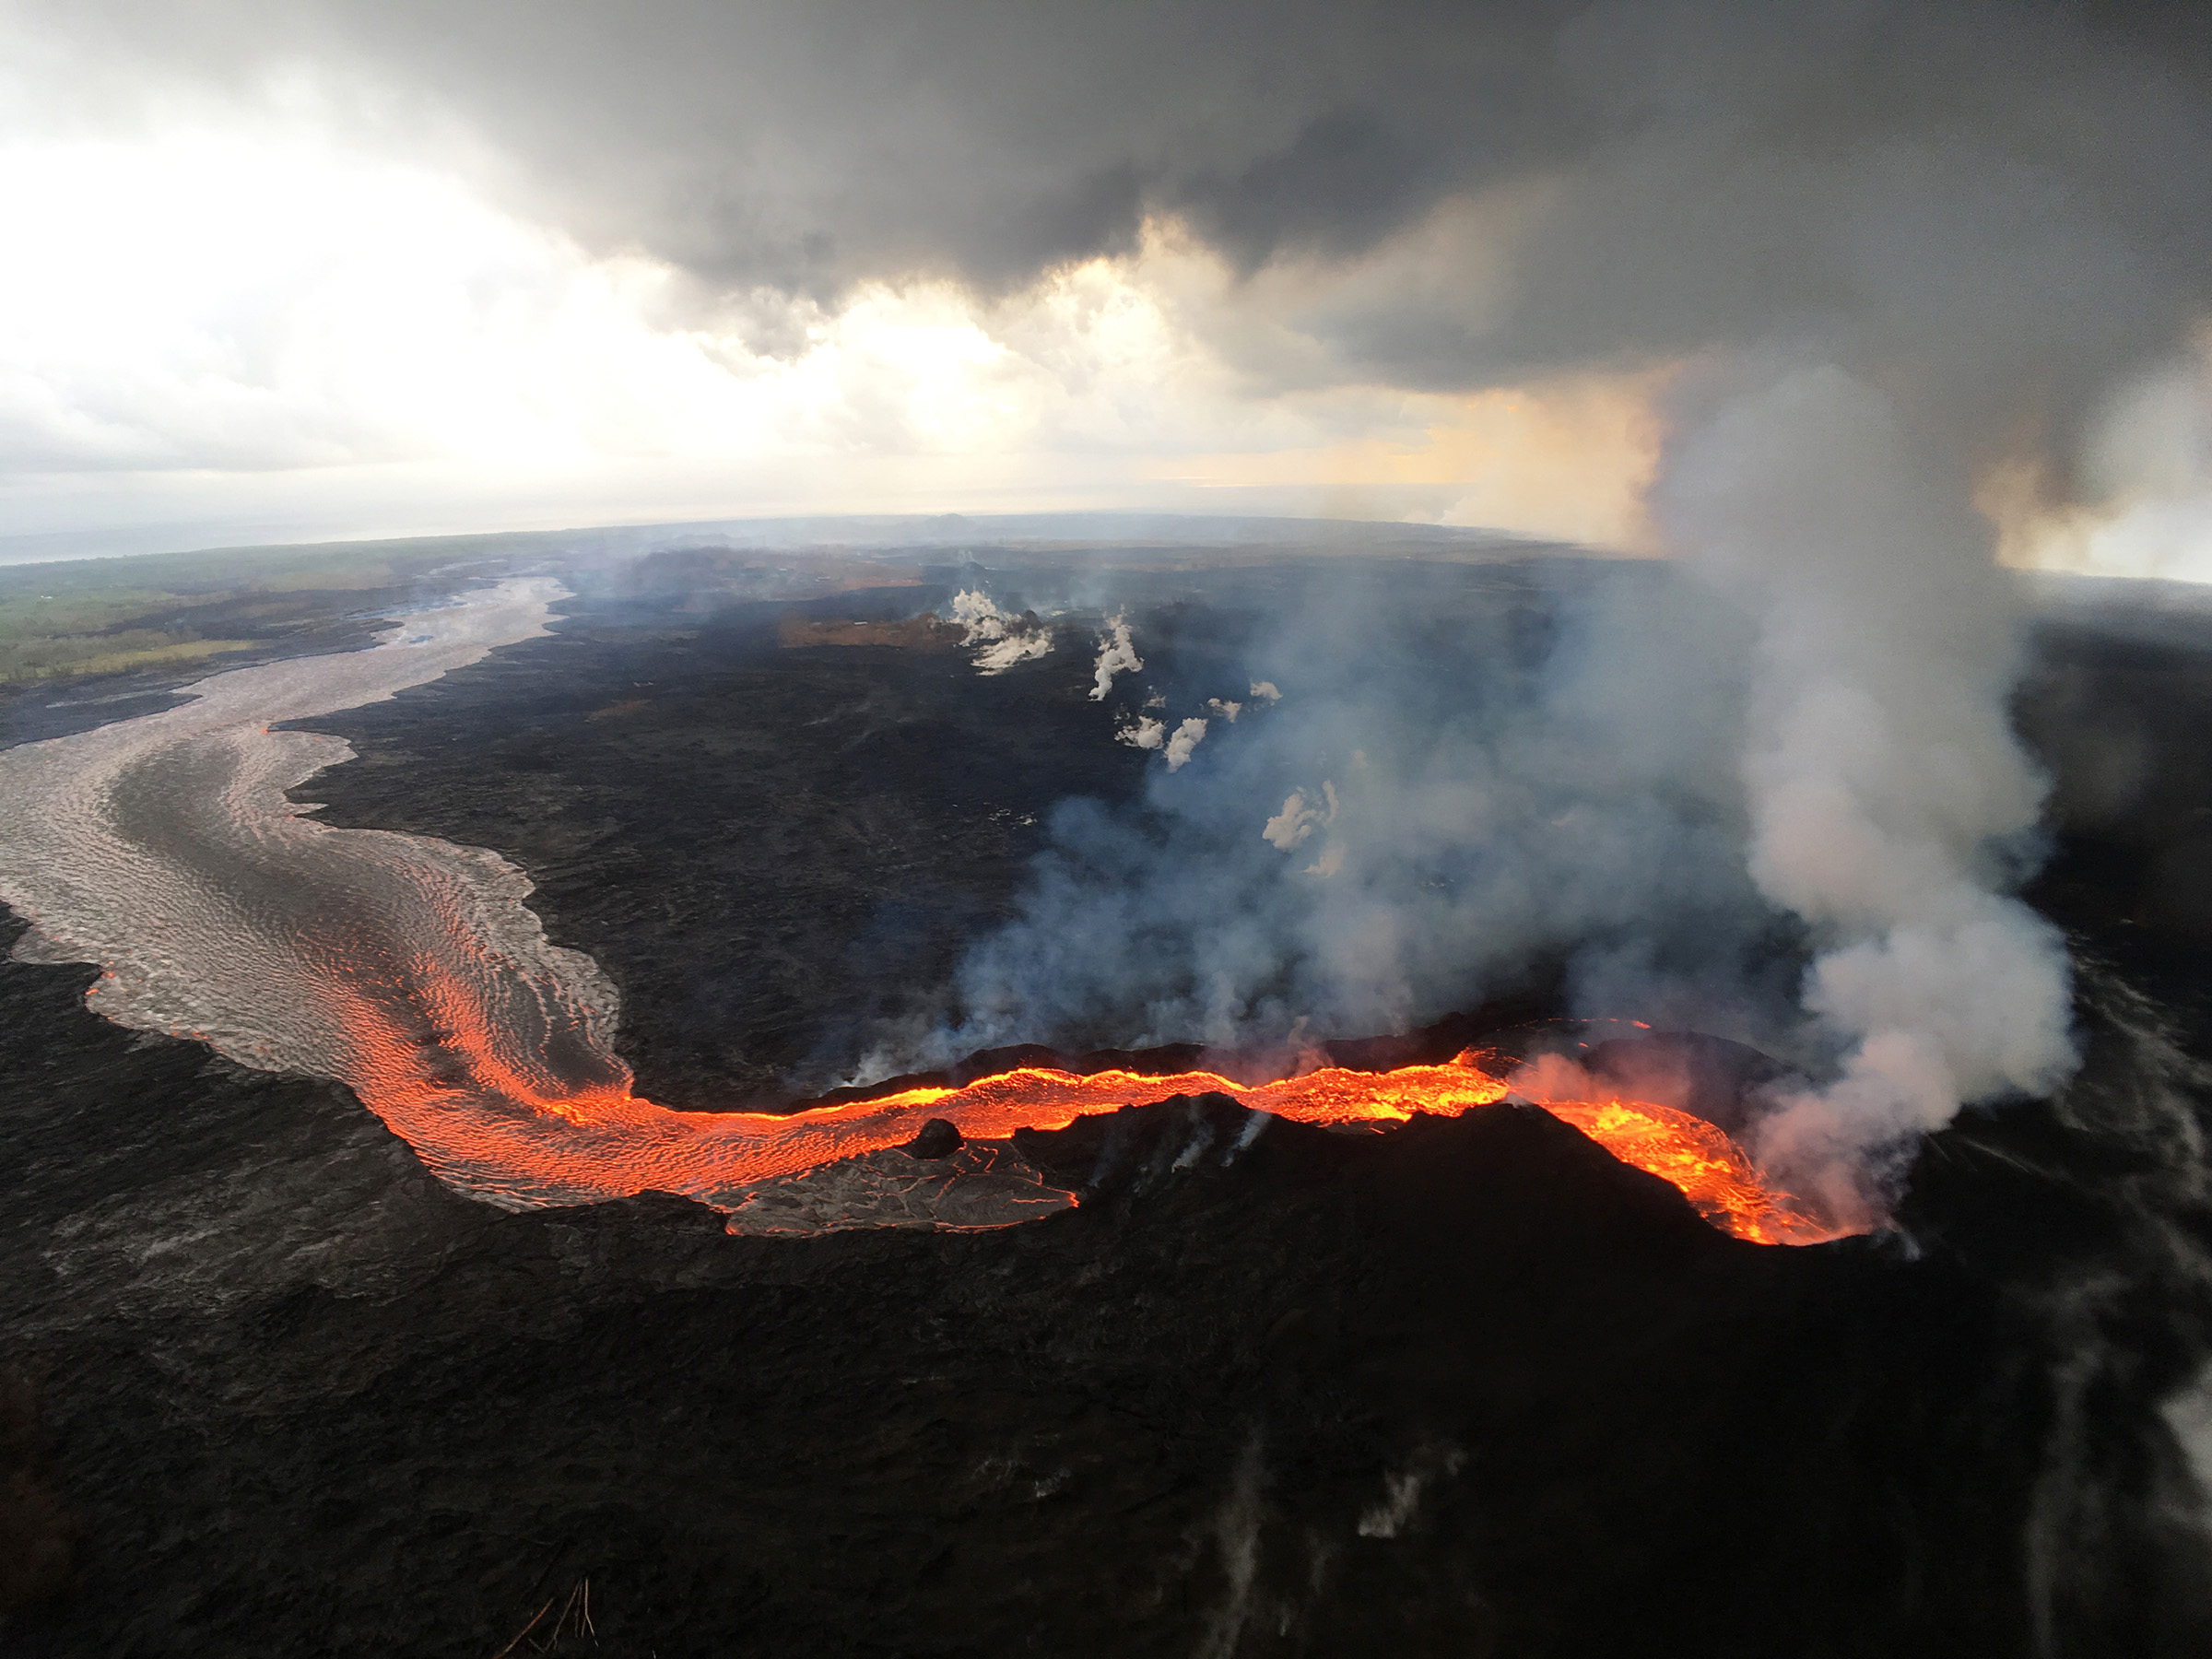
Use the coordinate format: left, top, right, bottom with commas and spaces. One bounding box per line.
0, 579, 1837, 1247
354, 1038, 1834, 1245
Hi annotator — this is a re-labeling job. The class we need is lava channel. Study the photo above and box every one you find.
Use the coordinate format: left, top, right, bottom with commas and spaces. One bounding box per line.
335, 958, 1837, 1246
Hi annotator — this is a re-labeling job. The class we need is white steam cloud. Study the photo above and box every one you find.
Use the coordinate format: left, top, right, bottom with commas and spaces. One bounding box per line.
949, 588, 1054, 674
1164, 717, 1208, 771
1662, 366, 2077, 1221
1116, 714, 1165, 751
1089, 617, 1141, 700
1262, 782, 1335, 852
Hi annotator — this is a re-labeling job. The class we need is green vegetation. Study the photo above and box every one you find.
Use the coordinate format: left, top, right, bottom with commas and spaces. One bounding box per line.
0, 629, 262, 686
0, 535, 519, 688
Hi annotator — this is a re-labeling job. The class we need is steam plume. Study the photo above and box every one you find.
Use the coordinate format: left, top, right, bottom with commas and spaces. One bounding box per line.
1660, 366, 2077, 1220
1164, 717, 1208, 771
903, 362, 2093, 1221
884, 557, 1772, 1076
950, 588, 1053, 674
1090, 617, 1141, 700
1116, 714, 1165, 751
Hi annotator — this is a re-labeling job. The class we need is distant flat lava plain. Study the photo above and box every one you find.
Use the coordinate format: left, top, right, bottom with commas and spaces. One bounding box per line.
6, 564, 2212, 1656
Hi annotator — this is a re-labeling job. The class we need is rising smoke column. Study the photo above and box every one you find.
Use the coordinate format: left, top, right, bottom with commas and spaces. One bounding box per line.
1661, 366, 2077, 1222
1091, 617, 1142, 700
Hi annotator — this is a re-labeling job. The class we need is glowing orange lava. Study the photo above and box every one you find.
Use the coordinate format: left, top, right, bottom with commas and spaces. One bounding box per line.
839, 1057, 1835, 1245
331, 954, 1835, 1245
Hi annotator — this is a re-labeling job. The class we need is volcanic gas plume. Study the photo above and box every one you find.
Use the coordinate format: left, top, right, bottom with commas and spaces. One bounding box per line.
0, 580, 1824, 1243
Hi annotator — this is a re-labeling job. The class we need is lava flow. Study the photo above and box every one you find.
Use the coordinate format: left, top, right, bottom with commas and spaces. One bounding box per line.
334, 950, 1836, 1245
836, 1057, 1841, 1246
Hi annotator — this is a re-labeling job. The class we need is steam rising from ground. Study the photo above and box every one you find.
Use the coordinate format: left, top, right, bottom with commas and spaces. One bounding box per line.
1116, 714, 1164, 752
1163, 718, 1208, 771
888, 405, 2084, 1221
878, 557, 1783, 1083
1662, 368, 2077, 1222
1090, 618, 1141, 700
949, 589, 1053, 674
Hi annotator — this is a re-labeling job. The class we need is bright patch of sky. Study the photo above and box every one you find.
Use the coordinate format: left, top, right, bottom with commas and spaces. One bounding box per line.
0, 82, 1662, 559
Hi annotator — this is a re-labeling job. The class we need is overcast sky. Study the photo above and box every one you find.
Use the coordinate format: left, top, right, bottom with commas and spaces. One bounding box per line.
5, 0, 2212, 571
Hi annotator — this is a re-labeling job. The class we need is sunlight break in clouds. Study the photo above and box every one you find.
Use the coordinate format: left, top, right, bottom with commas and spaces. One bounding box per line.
1984, 325, 2212, 585
0, 91, 1665, 557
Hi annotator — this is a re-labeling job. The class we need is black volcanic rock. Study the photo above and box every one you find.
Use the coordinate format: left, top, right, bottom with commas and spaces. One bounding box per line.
0, 1367, 76, 1612
1018, 1091, 1273, 1203
2, 895, 2204, 1654
900, 1117, 963, 1159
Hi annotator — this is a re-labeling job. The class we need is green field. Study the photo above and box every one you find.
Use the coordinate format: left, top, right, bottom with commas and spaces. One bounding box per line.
0, 537, 515, 687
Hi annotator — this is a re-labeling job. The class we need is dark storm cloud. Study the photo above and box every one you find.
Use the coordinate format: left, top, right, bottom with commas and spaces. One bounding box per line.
31, 0, 1570, 289
1500, 3, 2212, 466
31, 0, 2212, 466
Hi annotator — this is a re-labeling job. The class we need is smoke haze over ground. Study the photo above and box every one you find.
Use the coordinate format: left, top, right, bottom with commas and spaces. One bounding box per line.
896, 441, 2076, 1218
870, 554, 1781, 1065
